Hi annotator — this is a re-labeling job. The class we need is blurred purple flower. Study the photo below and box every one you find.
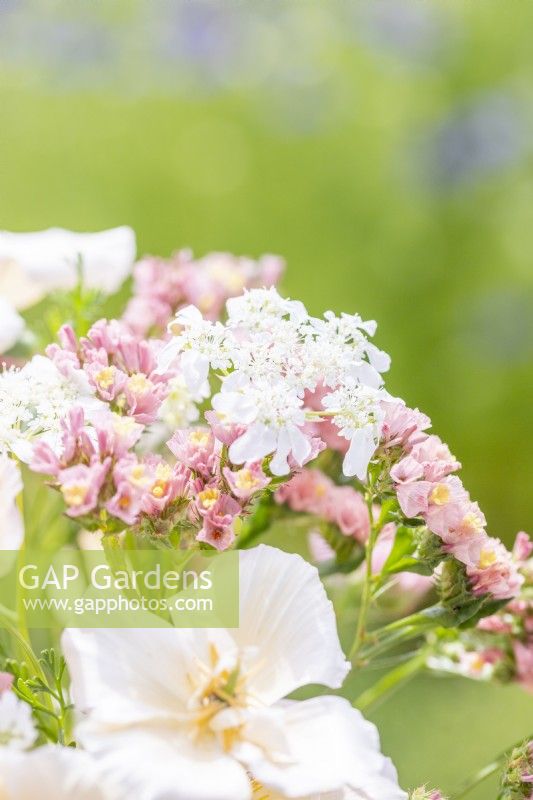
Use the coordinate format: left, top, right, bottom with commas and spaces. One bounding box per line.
420, 92, 526, 190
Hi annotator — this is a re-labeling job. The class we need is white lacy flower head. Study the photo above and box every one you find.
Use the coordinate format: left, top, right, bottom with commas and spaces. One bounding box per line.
63, 546, 406, 800
0, 455, 24, 550
158, 374, 201, 429
321, 382, 386, 479
160, 288, 391, 478
0, 355, 103, 462
0, 692, 36, 750
0, 745, 119, 799
0, 226, 136, 298
0, 298, 25, 355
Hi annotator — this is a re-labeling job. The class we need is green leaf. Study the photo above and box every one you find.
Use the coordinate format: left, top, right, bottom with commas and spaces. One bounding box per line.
381, 526, 417, 575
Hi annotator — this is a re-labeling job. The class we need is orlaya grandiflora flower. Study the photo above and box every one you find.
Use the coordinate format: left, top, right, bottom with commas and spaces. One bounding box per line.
63, 546, 406, 800
159, 288, 391, 480
0, 226, 136, 299
0, 746, 119, 799
0, 454, 23, 550
0, 354, 104, 462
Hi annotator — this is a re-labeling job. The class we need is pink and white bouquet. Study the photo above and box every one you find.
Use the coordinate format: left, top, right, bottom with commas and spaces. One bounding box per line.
0, 228, 530, 800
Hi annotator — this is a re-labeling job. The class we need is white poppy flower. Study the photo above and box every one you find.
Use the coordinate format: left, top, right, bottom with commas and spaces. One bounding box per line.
0, 298, 25, 354
63, 546, 406, 800
0, 226, 136, 297
0, 455, 23, 550
0, 745, 119, 799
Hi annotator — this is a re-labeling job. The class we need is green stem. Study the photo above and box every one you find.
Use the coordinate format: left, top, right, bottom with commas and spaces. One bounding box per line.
15, 487, 30, 646
354, 604, 451, 665
349, 487, 381, 661
451, 734, 533, 799
451, 760, 502, 799
353, 648, 429, 713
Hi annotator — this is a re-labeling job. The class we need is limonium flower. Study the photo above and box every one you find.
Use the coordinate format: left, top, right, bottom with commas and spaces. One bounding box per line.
385, 398, 522, 602
123, 249, 284, 336
431, 532, 533, 693
0, 746, 119, 799
0, 226, 136, 296
0, 454, 23, 550
160, 287, 391, 479
409, 789, 447, 800
63, 546, 407, 800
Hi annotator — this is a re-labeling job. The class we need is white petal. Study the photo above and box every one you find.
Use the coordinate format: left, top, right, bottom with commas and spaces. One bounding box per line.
348, 362, 383, 389
342, 428, 377, 479
0, 227, 136, 295
288, 425, 312, 466
365, 343, 391, 373
0, 298, 25, 353
63, 627, 232, 728
83, 729, 252, 800
0, 745, 115, 800
235, 546, 350, 703
156, 338, 181, 372
181, 350, 210, 395
236, 697, 407, 800
229, 423, 277, 464
269, 429, 291, 476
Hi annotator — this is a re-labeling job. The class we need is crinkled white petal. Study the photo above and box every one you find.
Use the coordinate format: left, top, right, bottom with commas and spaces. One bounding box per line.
235, 546, 350, 703
0, 227, 136, 295
83, 729, 252, 800
0, 745, 119, 799
235, 697, 407, 800
62, 627, 236, 729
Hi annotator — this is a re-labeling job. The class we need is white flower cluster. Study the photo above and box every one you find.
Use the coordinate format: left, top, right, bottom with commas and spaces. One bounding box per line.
0, 355, 101, 462
160, 287, 391, 478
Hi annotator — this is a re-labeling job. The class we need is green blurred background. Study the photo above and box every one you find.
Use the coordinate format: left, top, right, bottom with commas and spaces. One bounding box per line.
0, 0, 532, 795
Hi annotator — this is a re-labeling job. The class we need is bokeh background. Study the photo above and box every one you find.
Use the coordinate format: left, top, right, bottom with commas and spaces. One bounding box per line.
0, 0, 532, 796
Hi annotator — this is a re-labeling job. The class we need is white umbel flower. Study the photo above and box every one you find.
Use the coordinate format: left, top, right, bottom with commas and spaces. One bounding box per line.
321, 383, 386, 479
0, 355, 103, 461
161, 288, 390, 479
63, 546, 406, 800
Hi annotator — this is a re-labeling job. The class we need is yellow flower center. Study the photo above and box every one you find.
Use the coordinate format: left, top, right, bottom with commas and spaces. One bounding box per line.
127, 373, 152, 395
95, 366, 115, 390
188, 644, 248, 749
234, 469, 259, 492
461, 512, 484, 535
61, 483, 88, 507
429, 483, 451, 506
479, 549, 497, 569
189, 430, 211, 448
129, 464, 148, 487
198, 293, 216, 312
150, 465, 173, 499
250, 778, 272, 799
198, 488, 221, 509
